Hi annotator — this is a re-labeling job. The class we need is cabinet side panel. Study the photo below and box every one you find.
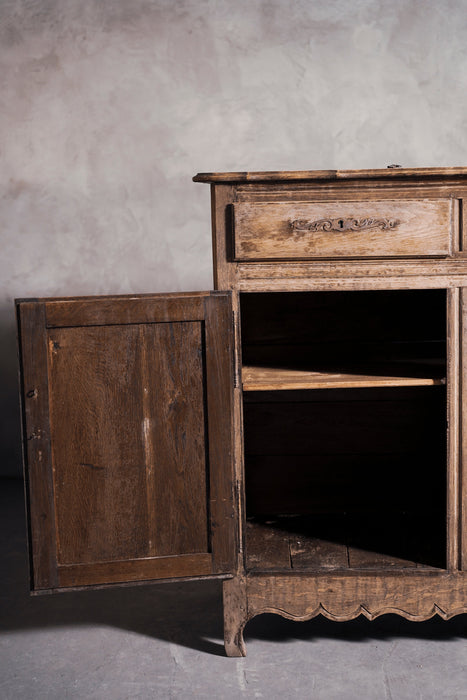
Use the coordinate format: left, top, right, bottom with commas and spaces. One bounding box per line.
142, 322, 209, 556
447, 288, 461, 570
461, 289, 467, 569
17, 302, 58, 589
48, 325, 150, 564
204, 294, 237, 572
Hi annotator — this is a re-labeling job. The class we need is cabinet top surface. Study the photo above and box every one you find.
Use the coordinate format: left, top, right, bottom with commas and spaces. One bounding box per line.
193, 167, 467, 183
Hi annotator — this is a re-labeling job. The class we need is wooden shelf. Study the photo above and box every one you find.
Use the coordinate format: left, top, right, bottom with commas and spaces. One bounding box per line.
242, 364, 446, 391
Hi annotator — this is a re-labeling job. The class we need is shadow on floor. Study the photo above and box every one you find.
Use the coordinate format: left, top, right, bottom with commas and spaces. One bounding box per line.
1, 478, 466, 657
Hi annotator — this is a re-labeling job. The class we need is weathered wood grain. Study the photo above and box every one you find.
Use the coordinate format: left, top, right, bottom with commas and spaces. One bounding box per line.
245, 521, 290, 571
48, 324, 150, 565
141, 322, 209, 557
245, 515, 444, 572
223, 576, 247, 657
447, 289, 461, 571
45, 293, 207, 328
242, 364, 444, 391
230, 290, 247, 576
233, 200, 453, 260
234, 183, 467, 203
57, 553, 213, 587
238, 275, 467, 292
245, 572, 467, 622
204, 293, 237, 573
18, 292, 235, 590
461, 288, 467, 570
237, 259, 467, 280
16, 302, 58, 589
193, 167, 467, 183
290, 537, 349, 571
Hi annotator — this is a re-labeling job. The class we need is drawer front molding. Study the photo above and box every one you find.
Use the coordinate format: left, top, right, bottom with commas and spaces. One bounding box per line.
233, 199, 455, 260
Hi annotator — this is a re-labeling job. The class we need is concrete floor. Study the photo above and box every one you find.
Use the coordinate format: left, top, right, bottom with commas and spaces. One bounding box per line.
1, 479, 467, 699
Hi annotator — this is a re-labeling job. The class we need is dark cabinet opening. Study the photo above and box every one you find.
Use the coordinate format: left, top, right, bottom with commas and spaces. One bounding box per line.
240, 290, 447, 571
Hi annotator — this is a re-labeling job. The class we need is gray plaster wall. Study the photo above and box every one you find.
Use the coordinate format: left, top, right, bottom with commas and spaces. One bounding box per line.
2, 0, 467, 476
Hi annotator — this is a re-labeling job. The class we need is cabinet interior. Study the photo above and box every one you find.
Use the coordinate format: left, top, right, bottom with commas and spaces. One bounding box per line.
240, 289, 447, 572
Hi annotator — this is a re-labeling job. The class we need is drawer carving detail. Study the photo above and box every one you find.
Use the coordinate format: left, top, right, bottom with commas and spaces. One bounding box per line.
290, 216, 401, 234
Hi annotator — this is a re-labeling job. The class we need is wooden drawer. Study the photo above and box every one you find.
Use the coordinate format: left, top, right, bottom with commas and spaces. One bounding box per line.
233, 199, 455, 260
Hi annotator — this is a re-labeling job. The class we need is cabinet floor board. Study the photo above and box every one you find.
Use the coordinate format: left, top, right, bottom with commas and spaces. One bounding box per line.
245, 517, 445, 572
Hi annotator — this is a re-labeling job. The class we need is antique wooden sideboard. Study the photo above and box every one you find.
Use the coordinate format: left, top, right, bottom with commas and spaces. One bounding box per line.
17, 167, 467, 656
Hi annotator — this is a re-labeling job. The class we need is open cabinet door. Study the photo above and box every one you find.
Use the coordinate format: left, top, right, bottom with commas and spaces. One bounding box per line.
17, 292, 236, 592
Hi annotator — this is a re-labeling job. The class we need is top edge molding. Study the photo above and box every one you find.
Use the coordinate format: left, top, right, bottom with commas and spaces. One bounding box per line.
193, 167, 467, 183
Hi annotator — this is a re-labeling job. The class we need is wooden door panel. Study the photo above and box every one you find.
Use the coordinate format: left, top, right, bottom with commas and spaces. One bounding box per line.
17, 292, 235, 591
141, 321, 209, 558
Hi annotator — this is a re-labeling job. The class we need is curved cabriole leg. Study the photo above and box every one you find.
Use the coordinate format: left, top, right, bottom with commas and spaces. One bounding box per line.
223, 576, 247, 657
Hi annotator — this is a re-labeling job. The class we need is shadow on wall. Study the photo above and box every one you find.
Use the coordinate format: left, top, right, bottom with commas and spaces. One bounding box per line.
0, 303, 22, 477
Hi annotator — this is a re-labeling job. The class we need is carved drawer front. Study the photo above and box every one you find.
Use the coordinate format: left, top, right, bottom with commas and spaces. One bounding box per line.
233, 199, 455, 260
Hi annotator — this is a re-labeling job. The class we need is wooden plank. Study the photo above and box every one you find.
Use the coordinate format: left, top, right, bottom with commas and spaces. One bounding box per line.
460, 288, 467, 570
245, 521, 291, 571
48, 324, 150, 565
57, 553, 213, 587
225, 568, 467, 655
348, 548, 418, 569
237, 260, 467, 280
447, 288, 461, 571
45, 294, 207, 328
245, 572, 467, 623
235, 184, 467, 203
141, 322, 209, 557
16, 302, 58, 590
204, 293, 237, 573
245, 518, 436, 572
233, 200, 453, 260
239, 275, 467, 292
242, 364, 445, 391
194, 170, 338, 183
193, 167, 467, 183
231, 290, 247, 575
290, 537, 348, 571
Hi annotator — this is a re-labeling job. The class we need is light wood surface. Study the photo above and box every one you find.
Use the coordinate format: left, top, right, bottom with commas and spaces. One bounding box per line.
233, 199, 453, 260
242, 364, 445, 390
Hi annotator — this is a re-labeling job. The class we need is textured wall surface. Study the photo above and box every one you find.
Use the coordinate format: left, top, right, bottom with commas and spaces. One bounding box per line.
2, 0, 467, 475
